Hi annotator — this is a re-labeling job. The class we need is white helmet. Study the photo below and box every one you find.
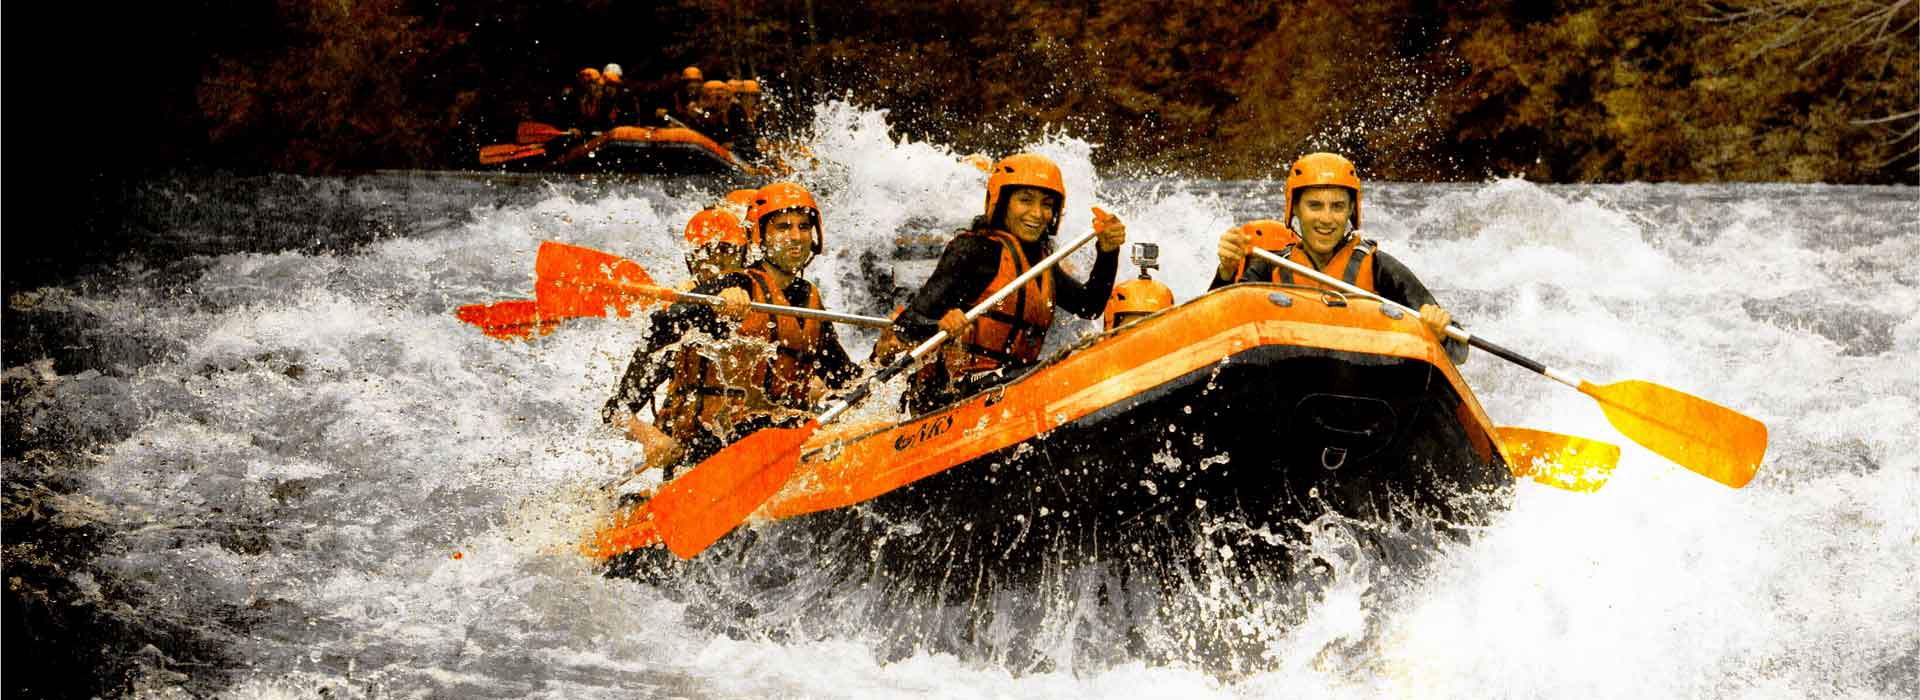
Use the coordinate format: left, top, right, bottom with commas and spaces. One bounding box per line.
602, 63, 623, 78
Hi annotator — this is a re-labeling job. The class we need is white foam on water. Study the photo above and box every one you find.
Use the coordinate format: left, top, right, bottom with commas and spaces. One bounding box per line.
33, 102, 1914, 698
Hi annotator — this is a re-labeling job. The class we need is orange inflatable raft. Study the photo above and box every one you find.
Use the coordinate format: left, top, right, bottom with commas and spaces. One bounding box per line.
596, 283, 1519, 577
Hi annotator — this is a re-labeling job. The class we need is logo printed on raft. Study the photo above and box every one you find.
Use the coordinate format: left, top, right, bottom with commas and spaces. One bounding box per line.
894, 414, 954, 452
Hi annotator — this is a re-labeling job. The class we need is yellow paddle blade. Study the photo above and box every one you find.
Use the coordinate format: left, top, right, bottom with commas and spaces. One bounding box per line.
1581, 379, 1768, 488
1496, 426, 1619, 493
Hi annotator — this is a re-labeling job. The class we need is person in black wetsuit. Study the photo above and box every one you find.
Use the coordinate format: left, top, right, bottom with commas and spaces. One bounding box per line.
602, 182, 857, 477
879, 152, 1127, 414
1212, 151, 1467, 363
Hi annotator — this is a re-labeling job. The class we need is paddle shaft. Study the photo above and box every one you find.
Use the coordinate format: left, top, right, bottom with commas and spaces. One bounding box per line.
1248, 247, 1587, 389
820, 226, 1107, 424
677, 289, 892, 329
586, 276, 892, 328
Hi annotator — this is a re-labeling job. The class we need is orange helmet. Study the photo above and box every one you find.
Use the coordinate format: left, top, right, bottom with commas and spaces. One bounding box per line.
1283, 152, 1362, 230
726, 79, 744, 92
577, 67, 603, 84
983, 153, 1065, 236
1242, 218, 1299, 252
739, 79, 762, 95
702, 80, 730, 94
747, 182, 822, 253
1103, 278, 1175, 330
681, 66, 703, 81
683, 208, 746, 248
715, 187, 757, 219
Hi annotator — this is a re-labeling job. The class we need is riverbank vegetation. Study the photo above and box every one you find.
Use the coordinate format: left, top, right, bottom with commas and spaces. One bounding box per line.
75, 0, 1904, 182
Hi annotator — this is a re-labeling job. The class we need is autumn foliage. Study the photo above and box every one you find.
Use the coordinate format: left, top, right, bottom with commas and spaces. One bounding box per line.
154, 0, 1920, 182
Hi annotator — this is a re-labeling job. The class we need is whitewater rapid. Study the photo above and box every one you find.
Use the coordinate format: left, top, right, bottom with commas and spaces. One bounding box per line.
6, 102, 1917, 698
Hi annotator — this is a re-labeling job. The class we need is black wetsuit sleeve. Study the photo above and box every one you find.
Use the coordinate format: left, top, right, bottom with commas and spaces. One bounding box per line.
602, 345, 674, 425
656, 273, 753, 340
1209, 267, 1237, 291
892, 235, 1003, 342
1372, 250, 1468, 364
599, 273, 753, 424
1053, 247, 1121, 318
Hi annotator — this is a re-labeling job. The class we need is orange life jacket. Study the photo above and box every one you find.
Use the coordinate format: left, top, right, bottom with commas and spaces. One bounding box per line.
658, 269, 826, 439
1261, 236, 1378, 293
954, 229, 1055, 374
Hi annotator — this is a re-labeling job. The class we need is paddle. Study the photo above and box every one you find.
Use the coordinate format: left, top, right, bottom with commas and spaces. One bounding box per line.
478, 143, 548, 166
533, 240, 659, 320
1249, 248, 1767, 488
599, 210, 1120, 560
530, 241, 891, 328
1495, 426, 1618, 493
612, 282, 893, 329
454, 299, 555, 340
516, 121, 575, 144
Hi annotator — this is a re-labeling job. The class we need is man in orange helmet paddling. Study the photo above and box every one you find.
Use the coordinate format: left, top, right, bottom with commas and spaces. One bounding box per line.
1213, 152, 1465, 362
603, 183, 857, 477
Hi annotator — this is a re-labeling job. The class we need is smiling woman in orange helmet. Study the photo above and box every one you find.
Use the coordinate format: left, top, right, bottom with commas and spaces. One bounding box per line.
885, 153, 1127, 413
1213, 152, 1465, 362
603, 183, 857, 477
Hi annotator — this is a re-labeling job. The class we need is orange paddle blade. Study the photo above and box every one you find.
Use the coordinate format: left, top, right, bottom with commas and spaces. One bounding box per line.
532, 241, 660, 321
635, 420, 820, 559
1581, 379, 1767, 488
515, 121, 569, 144
583, 505, 665, 560
1496, 426, 1619, 493
478, 143, 547, 165
454, 299, 558, 340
